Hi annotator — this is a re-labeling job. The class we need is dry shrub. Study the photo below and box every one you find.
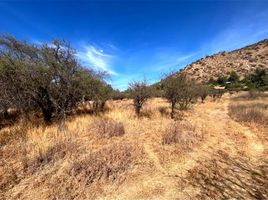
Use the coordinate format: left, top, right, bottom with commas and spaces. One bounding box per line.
158, 106, 169, 117
68, 142, 143, 186
91, 118, 125, 138
229, 103, 268, 125
25, 140, 78, 174
162, 121, 202, 150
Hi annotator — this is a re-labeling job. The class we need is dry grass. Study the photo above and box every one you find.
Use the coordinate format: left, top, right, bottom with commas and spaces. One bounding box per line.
0, 95, 267, 199
90, 118, 125, 138
0, 124, 27, 146
229, 102, 268, 126
68, 141, 143, 186
23, 139, 78, 174
232, 91, 268, 100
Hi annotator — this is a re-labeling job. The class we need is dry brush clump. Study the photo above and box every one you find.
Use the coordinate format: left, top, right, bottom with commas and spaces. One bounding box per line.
229, 102, 268, 126
90, 118, 125, 138
68, 142, 144, 186
162, 121, 203, 150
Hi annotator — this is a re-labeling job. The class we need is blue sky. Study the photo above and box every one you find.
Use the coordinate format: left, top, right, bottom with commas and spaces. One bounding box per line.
1, 0, 268, 90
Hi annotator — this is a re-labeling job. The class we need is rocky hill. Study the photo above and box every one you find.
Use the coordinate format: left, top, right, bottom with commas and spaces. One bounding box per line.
178, 39, 268, 82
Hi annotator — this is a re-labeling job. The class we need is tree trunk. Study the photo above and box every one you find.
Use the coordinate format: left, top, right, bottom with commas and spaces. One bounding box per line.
3, 109, 8, 119
42, 107, 53, 124
100, 101, 106, 112
93, 101, 99, 114
135, 104, 141, 118
57, 109, 67, 132
171, 101, 175, 119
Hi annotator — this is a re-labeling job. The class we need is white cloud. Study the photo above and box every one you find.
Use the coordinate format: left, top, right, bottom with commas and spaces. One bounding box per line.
77, 44, 118, 76
175, 54, 196, 63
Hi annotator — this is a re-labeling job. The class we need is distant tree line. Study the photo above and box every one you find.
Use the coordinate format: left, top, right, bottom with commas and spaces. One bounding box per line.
127, 68, 267, 119
0, 35, 112, 124
127, 73, 220, 119
208, 69, 268, 92
121, 69, 267, 120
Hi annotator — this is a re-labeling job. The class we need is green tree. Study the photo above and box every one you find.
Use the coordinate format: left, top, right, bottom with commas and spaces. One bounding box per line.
247, 68, 268, 89
216, 75, 227, 86
228, 71, 239, 83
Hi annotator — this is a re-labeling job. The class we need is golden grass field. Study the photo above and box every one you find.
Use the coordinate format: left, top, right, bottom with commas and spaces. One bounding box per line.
0, 93, 268, 199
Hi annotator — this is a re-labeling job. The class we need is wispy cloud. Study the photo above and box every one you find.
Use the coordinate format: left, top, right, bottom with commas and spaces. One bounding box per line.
201, 10, 268, 55
175, 54, 196, 63
77, 44, 118, 76
153, 51, 200, 73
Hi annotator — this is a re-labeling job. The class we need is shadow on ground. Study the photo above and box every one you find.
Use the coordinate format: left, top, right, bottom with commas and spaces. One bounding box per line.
183, 150, 268, 199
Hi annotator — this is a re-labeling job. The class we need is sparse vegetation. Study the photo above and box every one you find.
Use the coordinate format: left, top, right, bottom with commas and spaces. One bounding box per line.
0, 35, 268, 199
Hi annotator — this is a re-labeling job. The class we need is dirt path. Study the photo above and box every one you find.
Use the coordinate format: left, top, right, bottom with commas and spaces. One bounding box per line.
143, 143, 167, 175
174, 97, 267, 199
